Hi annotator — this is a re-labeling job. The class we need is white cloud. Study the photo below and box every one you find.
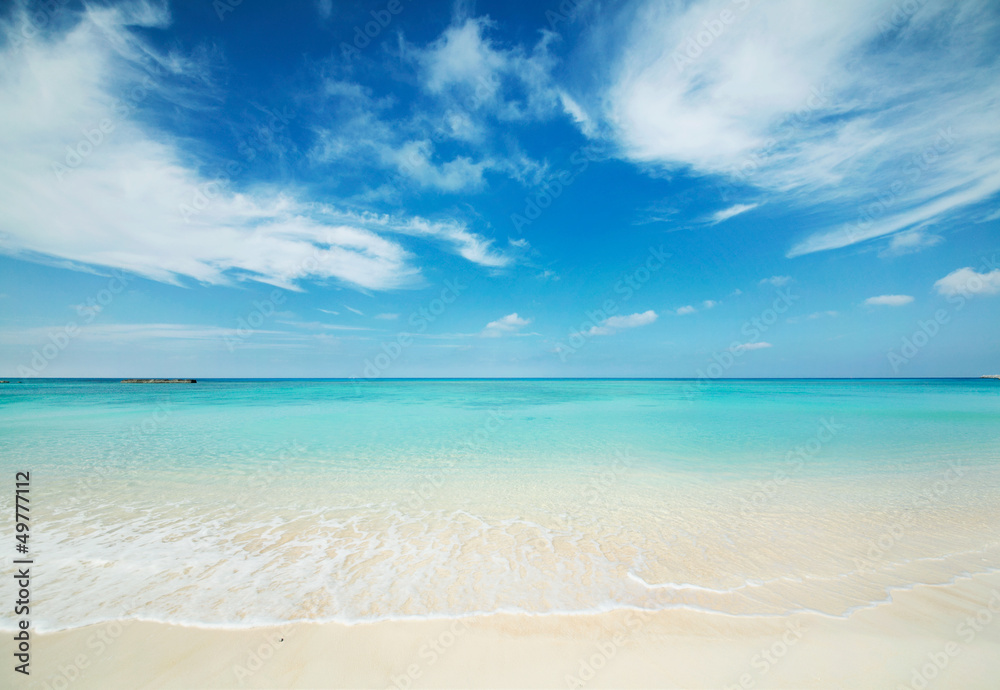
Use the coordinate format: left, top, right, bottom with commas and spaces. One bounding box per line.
310, 73, 549, 194
759, 276, 792, 287
412, 16, 559, 121
730, 288, 743, 297
633, 201, 678, 226
418, 17, 505, 98
390, 217, 510, 268
864, 294, 914, 306
595, 0, 1000, 257
709, 203, 758, 225
311, 11, 563, 195
494, 148, 550, 186
933, 267, 1000, 297
877, 228, 944, 257
344, 306, 364, 316
0, 7, 512, 291
481, 312, 531, 337
671, 298, 725, 314
558, 90, 596, 137
390, 140, 488, 192
585, 310, 658, 336
731, 342, 772, 352
604, 311, 658, 329
441, 110, 481, 143
787, 166, 1000, 258
318, 308, 340, 315
314, 94, 493, 192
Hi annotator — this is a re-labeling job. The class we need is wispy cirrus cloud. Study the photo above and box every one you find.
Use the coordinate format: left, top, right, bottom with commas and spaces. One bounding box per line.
309, 81, 541, 194
0, 4, 510, 292
310, 12, 559, 195
877, 228, 943, 257
0, 323, 280, 345
0, 322, 368, 354
709, 203, 758, 225
410, 15, 560, 122
581, 0, 1000, 258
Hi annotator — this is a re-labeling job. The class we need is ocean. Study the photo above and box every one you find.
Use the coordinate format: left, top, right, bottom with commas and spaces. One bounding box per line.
1, 378, 998, 632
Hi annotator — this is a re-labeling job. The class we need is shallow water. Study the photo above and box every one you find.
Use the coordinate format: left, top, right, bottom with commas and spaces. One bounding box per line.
1, 379, 998, 631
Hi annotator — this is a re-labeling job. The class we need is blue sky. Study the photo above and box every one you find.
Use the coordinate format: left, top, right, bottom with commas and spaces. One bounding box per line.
0, 0, 998, 378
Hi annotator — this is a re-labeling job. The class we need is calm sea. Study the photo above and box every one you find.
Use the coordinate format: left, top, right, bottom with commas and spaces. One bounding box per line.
1, 379, 998, 631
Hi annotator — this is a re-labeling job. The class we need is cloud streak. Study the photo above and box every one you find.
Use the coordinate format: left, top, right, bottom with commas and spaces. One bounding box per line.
586, 310, 658, 335
709, 203, 758, 225
731, 341, 772, 352
864, 294, 914, 307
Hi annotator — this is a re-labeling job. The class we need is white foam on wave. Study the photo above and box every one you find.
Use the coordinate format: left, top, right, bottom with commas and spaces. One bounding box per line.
6, 491, 999, 633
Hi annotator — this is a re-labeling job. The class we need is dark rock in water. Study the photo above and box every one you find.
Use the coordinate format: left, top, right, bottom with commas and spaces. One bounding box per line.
0, 380, 8, 383
121, 379, 197, 383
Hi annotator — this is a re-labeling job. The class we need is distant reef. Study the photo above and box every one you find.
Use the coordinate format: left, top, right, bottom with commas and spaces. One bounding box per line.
121, 379, 197, 383
982, 375, 1000, 380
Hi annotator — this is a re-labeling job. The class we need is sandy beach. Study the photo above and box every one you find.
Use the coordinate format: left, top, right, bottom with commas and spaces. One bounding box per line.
24, 571, 1000, 689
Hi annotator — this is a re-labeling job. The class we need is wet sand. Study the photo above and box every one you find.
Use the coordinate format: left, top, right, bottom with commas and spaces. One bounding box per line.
24, 571, 1000, 689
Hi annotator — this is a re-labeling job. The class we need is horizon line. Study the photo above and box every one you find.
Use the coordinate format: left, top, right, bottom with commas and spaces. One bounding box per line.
3, 377, 996, 382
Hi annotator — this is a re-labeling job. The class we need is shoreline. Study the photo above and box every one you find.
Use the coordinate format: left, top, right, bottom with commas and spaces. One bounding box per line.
22, 572, 1000, 689
15, 560, 1000, 635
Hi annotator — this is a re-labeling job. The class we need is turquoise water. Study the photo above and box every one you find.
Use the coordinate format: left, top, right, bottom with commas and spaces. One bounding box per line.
1, 379, 999, 630
3, 378, 998, 476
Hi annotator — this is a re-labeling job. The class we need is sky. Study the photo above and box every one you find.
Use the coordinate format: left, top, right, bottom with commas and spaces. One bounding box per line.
0, 0, 998, 378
